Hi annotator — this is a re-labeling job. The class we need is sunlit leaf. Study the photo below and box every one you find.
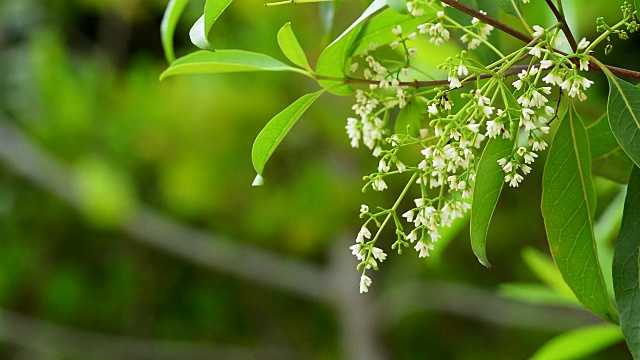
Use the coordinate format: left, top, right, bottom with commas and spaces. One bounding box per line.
189, 15, 212, 51
606, 74, 640, 168
204, 0, 233, 44
493, 0, 522, 17
613, 165, 640, 358
521, 248, 575, 297
277, 23, 312, 71
252, 90, 325, 176
470, 136, 514, 268
316, 0, 385, 95
160, 50, 309, 80
386, 0, 408, 14
394, 99, 421, 136
498, 283, 580, 307
541, 104, 618, 323
530, 323, 624, 360
587, 113, 633, 183
160, 0, 190, 63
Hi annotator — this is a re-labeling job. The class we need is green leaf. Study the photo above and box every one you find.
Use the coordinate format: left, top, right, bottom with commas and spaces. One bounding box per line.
204, 0, 233, 43
587, 114, 633, 183
351, 8, 436, 55
394, 100, 421, 136
613, 165, 640, 358
160, 0, 190, 63
493, 0, 522, 17
522, 248, 575, 297
606, 74, 640, 168
541, 104, 618, 323
160, 50, 308, 80
252, 90, 325, 176
470, 135, 514, 268
498, 283, 580, 307
316, 0, 385, 95
530, 323, 624, 360
189, 15, 212, 51
386, 0, 408, 14
319, 2, 335, 35
277, 23, 312, 72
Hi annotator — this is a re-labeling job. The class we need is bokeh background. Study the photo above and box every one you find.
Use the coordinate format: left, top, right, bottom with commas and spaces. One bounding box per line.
0, 0, 637, 359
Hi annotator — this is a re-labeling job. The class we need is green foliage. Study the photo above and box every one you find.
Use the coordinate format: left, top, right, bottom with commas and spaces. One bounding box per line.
160, 0, 190, 62
613, 165, 640, 358
204, 0, 234, 46
492, 0, 523, 17
160, 50, 309, 79
277, 22, 312, 72
252, 90, 325, 176
606, 74, 640, 168
470, 136, 514, 268
394, 97, 421, 136
386, 0, 409, 15
530, 323, 624, 360
542, 104, 618, 323
587, 114, 633, 183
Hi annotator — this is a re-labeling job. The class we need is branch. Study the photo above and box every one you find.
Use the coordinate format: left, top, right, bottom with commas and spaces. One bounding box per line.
0, 113, 331, 303
544, 0, 578, 52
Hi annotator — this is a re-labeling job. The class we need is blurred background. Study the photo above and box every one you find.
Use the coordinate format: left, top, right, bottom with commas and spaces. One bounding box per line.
0, 0, 637, 359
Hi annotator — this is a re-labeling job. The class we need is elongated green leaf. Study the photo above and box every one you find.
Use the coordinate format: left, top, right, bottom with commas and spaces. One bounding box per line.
530, 323, 624, 360
541, 105, 618, 323
498, 283, 580, 307
351, 8, 436, 55
316, 0, 385, 95
252, 90, 325, 176
606, 74, 640, 168
394, 100, 421, 136
204, 0, 233, 41
160, 50, 307, 80
160, 0, 190, 63
386, 0, 408, 14
319, 2, 335, 35
613, 165, 640, 358
470, 136, 514, 268
587, 114, 633, 183
189, 15, 212, 50
277, 23, 312, 71
522, 248, 575, 297
493, 0, 522, 17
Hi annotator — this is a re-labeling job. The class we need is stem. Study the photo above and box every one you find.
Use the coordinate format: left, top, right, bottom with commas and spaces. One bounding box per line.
444, 15, 505, 58
585, 16, 631, 53
544, 0, 578, 52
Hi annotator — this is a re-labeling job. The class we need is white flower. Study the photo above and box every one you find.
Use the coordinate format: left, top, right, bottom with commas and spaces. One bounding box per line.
458, 64, 469, 77
372, 247, 387, 262
529, 44, 542, 58
428, 103, 439, 116
356, 226, 372, 243
372, 178, 387, 191
350, 244, 365, 260
532, 25, 545, 37
512, 79, 523, 90
437, 10, 445, 18
407, 48, 418, 58
505, 173, 524, 187
378, 159, 390, 173
468, 123, 481, 133
540, 60, 553, 69
392, 25, 403, 36
402, 210, 415, 223
532, 140, 548, 151
577, 37, 590, 51
580, 58, 589, 71
359, 275, 372, 293
396, 161, 407, 173
389, 41, 399, 50
448, 75, 462, 89
415, 240, 435, 258
360, 204, 369, 213
406, 230, 418, 243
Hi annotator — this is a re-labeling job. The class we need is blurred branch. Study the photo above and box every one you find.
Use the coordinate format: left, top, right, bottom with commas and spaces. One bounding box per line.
0, 113, 331, 303
377, 281, 602, 332
0, 307, 304, 360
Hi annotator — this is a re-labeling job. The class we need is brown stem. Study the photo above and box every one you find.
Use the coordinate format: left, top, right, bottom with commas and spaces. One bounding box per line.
544, 0, 578, 52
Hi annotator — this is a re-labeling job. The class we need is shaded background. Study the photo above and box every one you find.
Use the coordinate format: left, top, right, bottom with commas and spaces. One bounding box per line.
0, 0, 637, 358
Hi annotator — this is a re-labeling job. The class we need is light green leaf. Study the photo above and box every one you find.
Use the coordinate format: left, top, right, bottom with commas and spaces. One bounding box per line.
587, 113, 633, 183
498, 283, 580, 307
160, 0, 190, 63
530, 323, 624, 360
470, 136, 514, 268
189, 15, 212, 50
160, 50, 308, 80
204, 0, 233, 43
541, 104, 618, 323
613, 165, 640, 358
316, 0, 385, 95
606, 74, 640, 168
351, 8, 436, 55
493, 0, 522, 17
394, 100, 421, 136
522, 248, 575, 297
252, 90, 325, 176
319, 2, 335, 35
386, 0, 408, 14
277, 23, 312, 71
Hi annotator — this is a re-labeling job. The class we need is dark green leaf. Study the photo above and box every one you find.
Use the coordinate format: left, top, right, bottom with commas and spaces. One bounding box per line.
587, 114, 633, 183
470, 135, 514, 268
498, 283, 580, 307
189, 15, 212, 51
541, 105, 618, 323
530, 323, 624, 360
252, 90, 325, 176
394, 100, 421, 136
386, 0, 408, 14
613, 165, 640, 358
160, 0, 190, 63
606, 74, 640, 168
204, 0, 233, 44
160, 50, 308, 80
277, 23, 312, 71
316, 0, 385, 95
493, 0, 522, 17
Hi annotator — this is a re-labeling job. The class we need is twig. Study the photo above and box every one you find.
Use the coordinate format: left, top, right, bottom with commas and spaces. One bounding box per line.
544, 0, 578, 52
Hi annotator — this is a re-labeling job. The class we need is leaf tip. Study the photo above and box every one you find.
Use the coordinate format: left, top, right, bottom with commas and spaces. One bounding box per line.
252, 174, 265, 187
